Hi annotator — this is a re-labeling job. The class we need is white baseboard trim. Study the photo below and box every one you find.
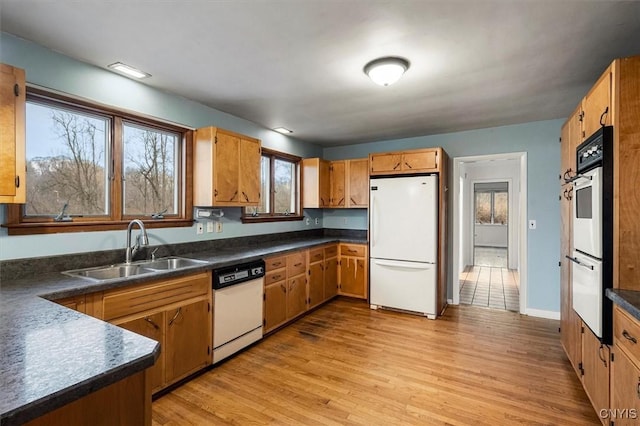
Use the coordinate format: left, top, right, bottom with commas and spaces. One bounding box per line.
525, 308, 560, 320
447, 298, 454, 305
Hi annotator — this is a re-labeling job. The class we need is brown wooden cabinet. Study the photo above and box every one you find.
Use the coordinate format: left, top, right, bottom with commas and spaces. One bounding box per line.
286, 251, 307, 319
369, 148, 438, 176
329, 160, 346, 207
308, 247, 324, 309
338, 243, 368, 299
0, 63, 26, 204
264, 255, 288, 333
118, 312, 164, 393
302, 158, 368, 209
581, 66, 612, 141
302, 158, 330, 208
99, 272, 212, 393
559, 106, 583, 377
346, 158, 368, 208
324, 245, 339, 300
582, 323, 611, 422
53, 295, 87, 313
164, 299, 210, 384
194, 126, 261, 207
611, 306, 640, 425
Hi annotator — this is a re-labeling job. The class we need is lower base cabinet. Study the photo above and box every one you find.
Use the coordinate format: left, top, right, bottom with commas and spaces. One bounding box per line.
118, 312, 165, 392
610, 306, 640, 425
581, 324, 610, 424
23, 371, 149, 426
338, 243, 368, 299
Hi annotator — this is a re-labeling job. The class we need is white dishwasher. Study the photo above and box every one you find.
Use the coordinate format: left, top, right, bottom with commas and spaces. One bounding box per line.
212, 260, 265, 364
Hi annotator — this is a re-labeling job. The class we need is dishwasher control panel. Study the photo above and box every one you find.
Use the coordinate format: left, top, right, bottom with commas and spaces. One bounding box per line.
213, 260, 265, 290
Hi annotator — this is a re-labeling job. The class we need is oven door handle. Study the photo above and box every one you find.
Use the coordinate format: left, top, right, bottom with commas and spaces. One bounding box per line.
566, 173, 593, 184
565, 255, 595, 270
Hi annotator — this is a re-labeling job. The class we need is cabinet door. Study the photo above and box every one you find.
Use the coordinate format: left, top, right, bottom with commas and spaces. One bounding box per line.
54, 295, 87, 313
347, 159, 369, 207
264, 281, 287, 333
0, 64, 26, 203
287, 275, 307, 319
308, 261, 324, 309
324, 257, 338, 300
239, 137, 261, 204
582, 68, 611, 140
329, 160, 346, 207
165, 300, 210, 384
213, 131, 241, 203
402, 150, 437, 172
302, 158, 330, 208
339, 257, 367, 299
369, 152, 402, 175
611, 347, 640, 425
582, 324, 610, 415
118, 312, 164, 393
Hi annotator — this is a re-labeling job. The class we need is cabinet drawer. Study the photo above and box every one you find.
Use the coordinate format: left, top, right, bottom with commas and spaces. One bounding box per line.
287, 252, 307, 276
309, 248, 324, 263
265, 270, 286, 285
340, 244, 365, 257
324, 245, 338, 258
265, 255, 286, 272
103, 272, 210, 321
615, 306, 640, 365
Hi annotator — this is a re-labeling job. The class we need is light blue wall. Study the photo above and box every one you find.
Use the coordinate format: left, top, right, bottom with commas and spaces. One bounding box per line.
323, 119, 564, 313
0, 32, 323, 260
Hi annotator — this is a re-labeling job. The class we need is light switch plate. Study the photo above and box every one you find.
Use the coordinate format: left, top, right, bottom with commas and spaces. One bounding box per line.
215, 221, 223, 233
206, 221, 214, 233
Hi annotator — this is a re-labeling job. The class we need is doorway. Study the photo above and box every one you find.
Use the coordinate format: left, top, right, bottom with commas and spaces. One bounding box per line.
452, 153, 527, 314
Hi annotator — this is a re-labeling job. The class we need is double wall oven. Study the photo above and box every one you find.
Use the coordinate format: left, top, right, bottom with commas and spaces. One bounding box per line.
568, 126, 613, 344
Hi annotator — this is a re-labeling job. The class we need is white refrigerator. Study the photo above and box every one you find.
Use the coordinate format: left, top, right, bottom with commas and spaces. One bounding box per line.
369, 175, 438, 318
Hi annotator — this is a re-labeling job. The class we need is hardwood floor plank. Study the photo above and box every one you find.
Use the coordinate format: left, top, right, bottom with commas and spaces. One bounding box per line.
153, 298, 599, 425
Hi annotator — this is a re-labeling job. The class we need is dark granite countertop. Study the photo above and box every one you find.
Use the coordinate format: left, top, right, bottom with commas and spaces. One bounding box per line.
606, 288, 640, 321
0, 235, 366, 425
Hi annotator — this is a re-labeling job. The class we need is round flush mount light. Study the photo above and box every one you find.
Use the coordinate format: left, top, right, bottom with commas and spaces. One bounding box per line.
363, 56, 410, 86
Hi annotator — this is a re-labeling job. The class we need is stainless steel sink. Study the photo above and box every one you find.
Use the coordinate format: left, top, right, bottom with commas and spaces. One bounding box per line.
62, 257, 207, 281
63, 264, 154, 281
142, 256, 207, 270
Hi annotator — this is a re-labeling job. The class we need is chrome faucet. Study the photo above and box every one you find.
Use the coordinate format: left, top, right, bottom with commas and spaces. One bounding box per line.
125, 219, 149, 264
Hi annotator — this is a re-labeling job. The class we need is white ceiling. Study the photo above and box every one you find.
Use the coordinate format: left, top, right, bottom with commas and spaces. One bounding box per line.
2, 1, 640, 147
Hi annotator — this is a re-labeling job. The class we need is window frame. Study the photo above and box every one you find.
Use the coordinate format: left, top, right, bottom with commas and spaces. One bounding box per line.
241, 147, 303, 223
474, 189, 508, 225
4, 87, 193, 235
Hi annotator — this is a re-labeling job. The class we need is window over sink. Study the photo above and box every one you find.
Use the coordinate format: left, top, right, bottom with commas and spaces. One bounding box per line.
4, 88, 193, 235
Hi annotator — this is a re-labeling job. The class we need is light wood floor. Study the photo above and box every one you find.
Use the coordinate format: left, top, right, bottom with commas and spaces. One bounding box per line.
152, 298, 598, 425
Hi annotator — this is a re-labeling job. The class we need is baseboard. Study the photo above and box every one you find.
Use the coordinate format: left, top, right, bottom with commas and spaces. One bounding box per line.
525, 308, 560, 320
447, 298, 454, 305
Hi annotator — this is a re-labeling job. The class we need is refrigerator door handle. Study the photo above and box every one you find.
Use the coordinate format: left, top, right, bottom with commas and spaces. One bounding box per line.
371, 194, 377, 248
373, 259, 435, 269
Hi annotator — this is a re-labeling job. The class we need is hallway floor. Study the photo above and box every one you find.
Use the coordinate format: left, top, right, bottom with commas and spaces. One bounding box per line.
459, 265, 520, 312
473, 246, 508, 268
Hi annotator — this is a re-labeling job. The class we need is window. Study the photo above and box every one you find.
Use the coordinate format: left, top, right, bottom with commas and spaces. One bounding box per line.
5, 89, 193, 235
474, 183, 508, 225
243, 148, 301, 222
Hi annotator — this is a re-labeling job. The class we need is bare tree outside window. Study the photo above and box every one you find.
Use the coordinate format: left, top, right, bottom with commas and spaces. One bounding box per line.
123, 123, 178, 215
25, 102, 109, 216
273, 158, 295, 214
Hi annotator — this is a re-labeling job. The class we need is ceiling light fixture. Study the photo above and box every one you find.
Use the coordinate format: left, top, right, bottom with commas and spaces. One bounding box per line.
273, 127, 293, 134
108, 62, 151, 79
363, 57, 410, 86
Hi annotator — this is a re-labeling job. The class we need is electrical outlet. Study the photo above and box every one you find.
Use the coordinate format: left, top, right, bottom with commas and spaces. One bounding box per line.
305, 217, 310, 225
215, 221, 223, 233
343, 218, 348, 225
196, 223, 204, 235
206, 221, 214, 233
315, 218, 319, 225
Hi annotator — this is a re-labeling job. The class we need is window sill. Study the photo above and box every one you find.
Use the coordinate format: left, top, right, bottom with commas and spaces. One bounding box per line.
241, 215, 304, 224
3, 219, 194, 236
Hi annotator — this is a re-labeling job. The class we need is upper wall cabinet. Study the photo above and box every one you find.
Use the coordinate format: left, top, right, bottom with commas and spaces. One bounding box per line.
194, 127, 261, 207
302, 158, 368, 209
302, 158, 330, 208
0, 63, 26, 204
369, 148, 438, 175
581, 67, 612, 140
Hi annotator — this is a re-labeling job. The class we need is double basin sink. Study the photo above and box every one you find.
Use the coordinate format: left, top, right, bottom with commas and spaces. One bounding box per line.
63, 257, 207, 281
